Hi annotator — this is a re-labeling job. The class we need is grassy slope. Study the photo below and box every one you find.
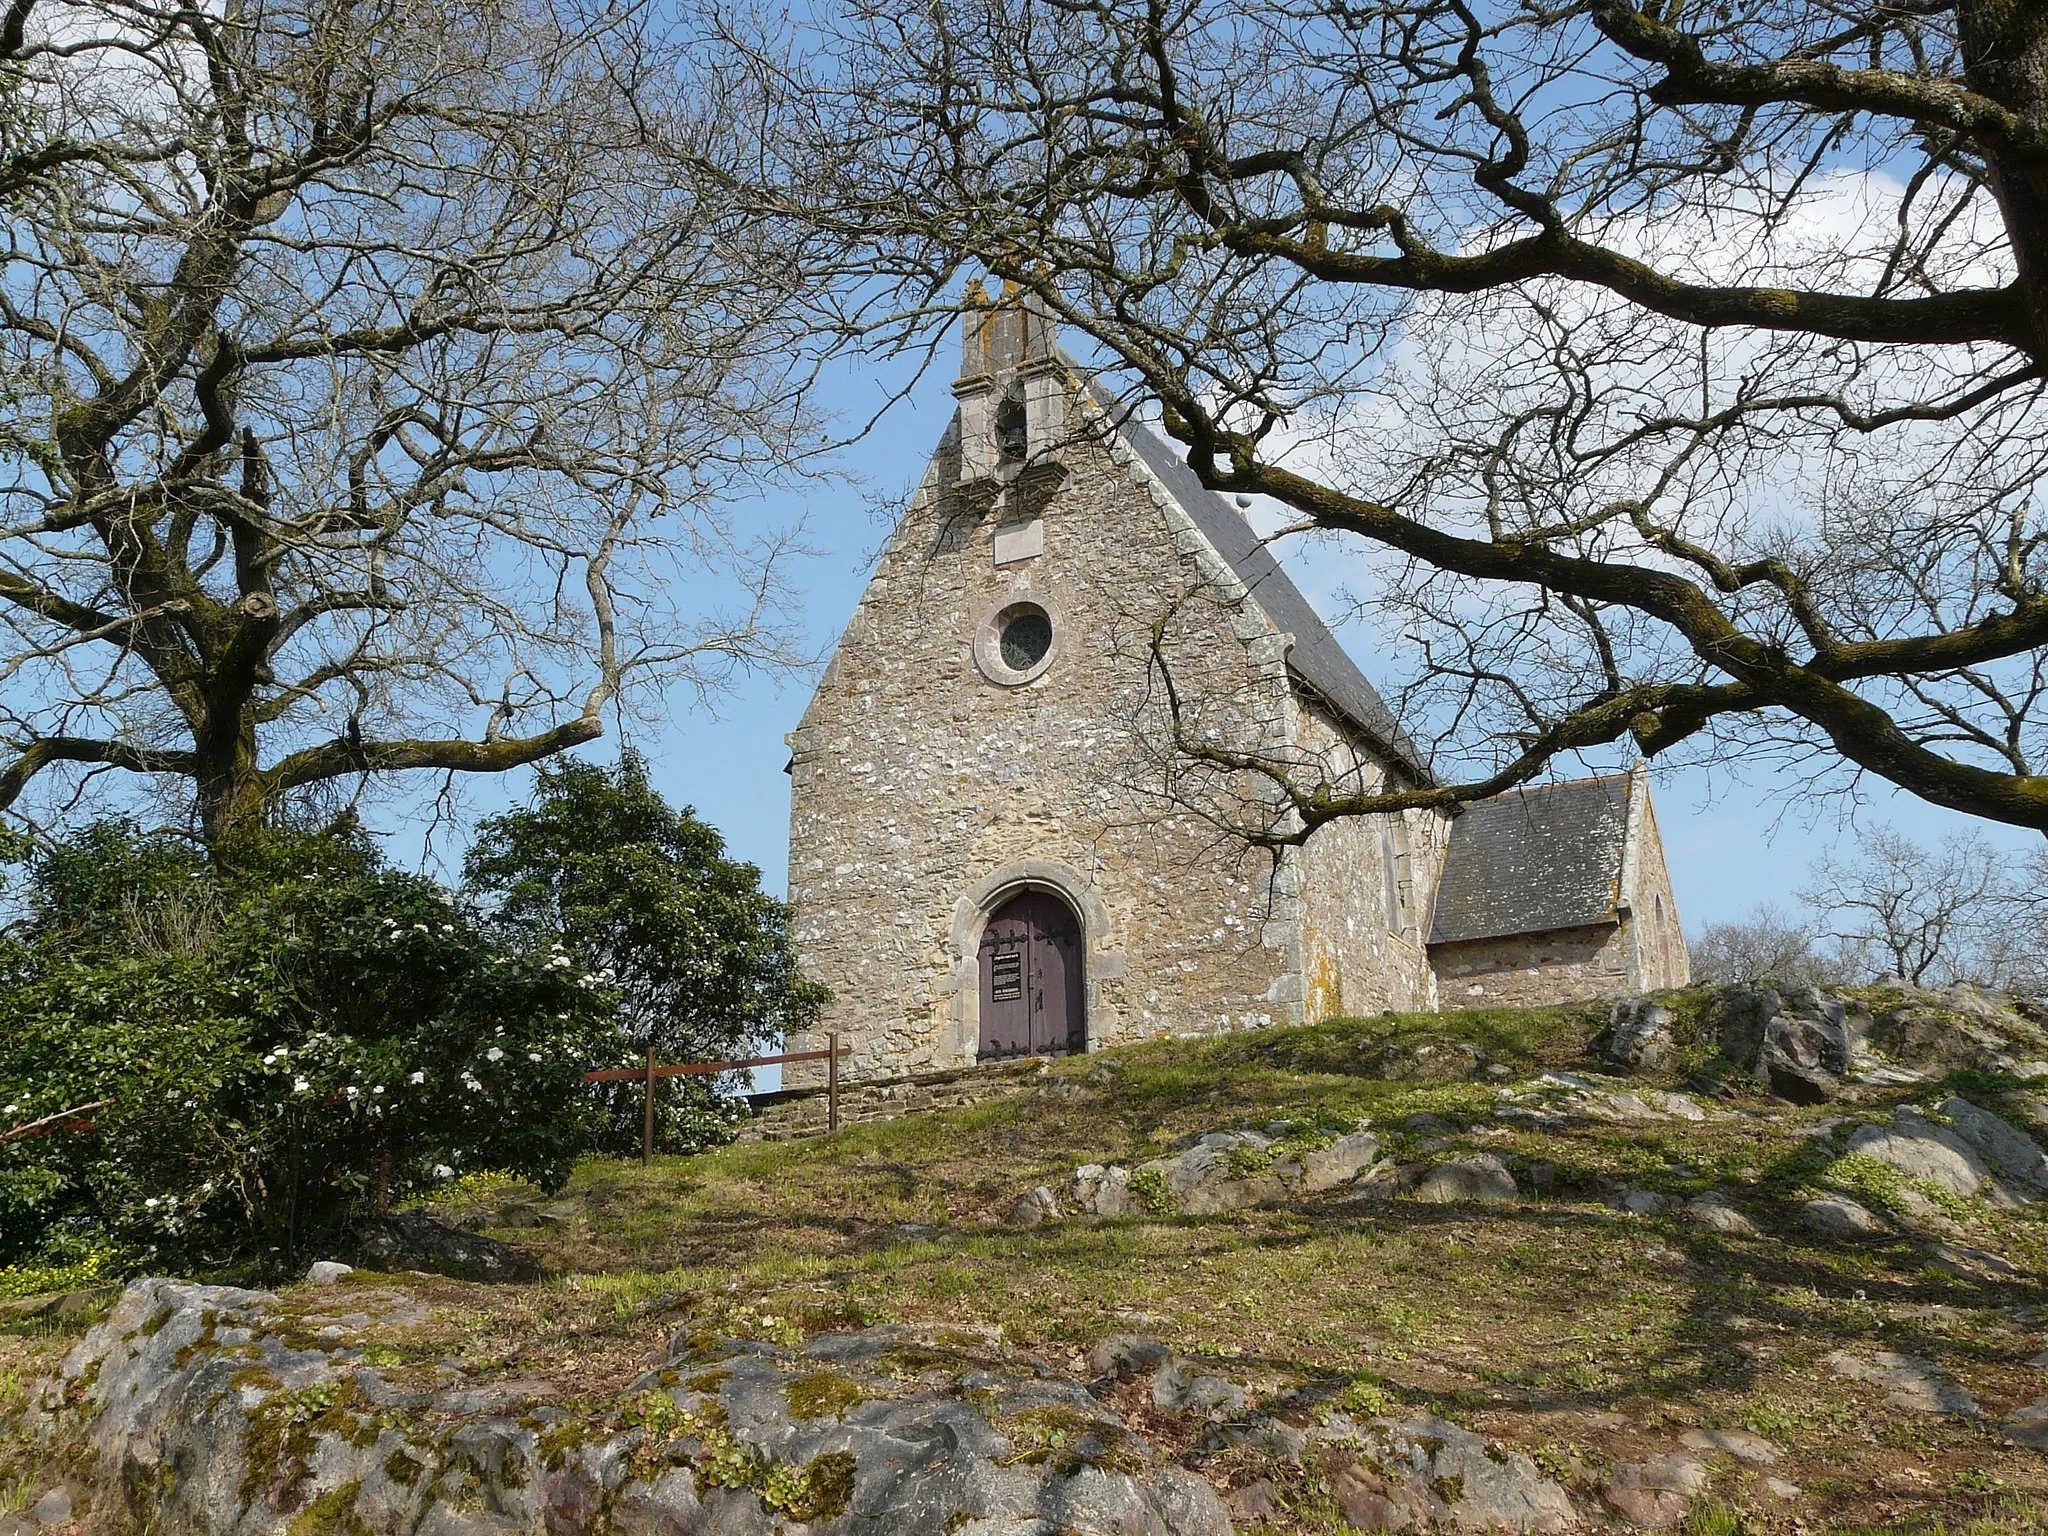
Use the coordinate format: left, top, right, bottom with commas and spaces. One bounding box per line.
6, 997, 2047, 1535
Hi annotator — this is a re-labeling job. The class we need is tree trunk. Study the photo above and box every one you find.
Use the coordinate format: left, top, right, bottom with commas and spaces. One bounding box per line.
195, 709, 269, 854
1960, 0, 2048, 358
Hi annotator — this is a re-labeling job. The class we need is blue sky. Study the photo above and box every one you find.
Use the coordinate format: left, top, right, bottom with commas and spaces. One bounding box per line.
451, 344, 2044, 939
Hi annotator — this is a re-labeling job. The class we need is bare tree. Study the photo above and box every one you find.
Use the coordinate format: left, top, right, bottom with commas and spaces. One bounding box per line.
1689, 904, 1837, 990
1801, 828, 2009, 987
1975, 842, 2048, 995
747, 0, 2048, 839
0, 0, 825, 848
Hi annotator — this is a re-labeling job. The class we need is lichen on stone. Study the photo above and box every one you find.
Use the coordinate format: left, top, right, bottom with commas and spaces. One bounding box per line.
994, 1404, 1147, 1476
239, 1379, 364, 1505
784, 1371, 865, 1421
286, 1480, 366, 1536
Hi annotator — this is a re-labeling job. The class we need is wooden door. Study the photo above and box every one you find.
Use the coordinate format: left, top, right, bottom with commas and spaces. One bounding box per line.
977, 890, 1084, 1060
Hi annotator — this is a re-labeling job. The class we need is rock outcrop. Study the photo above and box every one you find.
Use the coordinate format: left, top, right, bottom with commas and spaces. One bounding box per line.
1703, 986, 1860, 1103
1844, 1109, 2004, 1201
1098, 1346, 1575, 1533
1071, 1126, 1381, 1217
1589, 982, 2048, 1107
1825, 1350, 1980, 1417
346, 1211, 542, 1283
1413, 1155, 1519, 1205
1941, 1096, 2048, 1191
23, 1280, 1234, 1536
1602, 999, 1678, 1074
1494, 1073, 1713, 1128
1279, 1413, 1575, 1533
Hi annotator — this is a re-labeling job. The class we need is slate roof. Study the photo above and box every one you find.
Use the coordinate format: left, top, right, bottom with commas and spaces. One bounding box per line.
1080, 382, 1432, 783
1427, 774, 1633, 946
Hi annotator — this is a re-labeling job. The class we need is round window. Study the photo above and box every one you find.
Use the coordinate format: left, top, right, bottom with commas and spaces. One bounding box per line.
974, 599, 1059, 686
999, 607, 1052, 670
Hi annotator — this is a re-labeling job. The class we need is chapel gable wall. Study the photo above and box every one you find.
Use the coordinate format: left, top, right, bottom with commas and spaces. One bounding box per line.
784, 388, 1311, 1084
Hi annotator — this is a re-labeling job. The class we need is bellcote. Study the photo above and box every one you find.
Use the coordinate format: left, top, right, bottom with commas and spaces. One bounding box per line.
952, 282, 1068, 485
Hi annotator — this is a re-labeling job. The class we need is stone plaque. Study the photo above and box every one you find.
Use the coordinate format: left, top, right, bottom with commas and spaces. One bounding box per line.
992, 517, 1044, 566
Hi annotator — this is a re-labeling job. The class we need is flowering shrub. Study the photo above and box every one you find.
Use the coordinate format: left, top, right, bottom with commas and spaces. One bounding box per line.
0, 823, 613, 1276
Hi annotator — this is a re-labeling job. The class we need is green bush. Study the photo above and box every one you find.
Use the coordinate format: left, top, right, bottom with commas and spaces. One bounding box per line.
466, 752, 827, 1154
0, 822, 613, 1276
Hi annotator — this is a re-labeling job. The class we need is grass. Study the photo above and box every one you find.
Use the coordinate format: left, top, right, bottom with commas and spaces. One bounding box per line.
354, 1000, 2047, 1534
3, 996, 2044, 1535
1824, 1495, 2048, 1535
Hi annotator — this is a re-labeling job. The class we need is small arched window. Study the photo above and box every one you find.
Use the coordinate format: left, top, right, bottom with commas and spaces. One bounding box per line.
994, 390, 1028, 461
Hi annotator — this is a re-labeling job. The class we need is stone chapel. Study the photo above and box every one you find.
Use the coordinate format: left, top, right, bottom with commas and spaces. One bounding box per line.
783, 296, 1689, 1084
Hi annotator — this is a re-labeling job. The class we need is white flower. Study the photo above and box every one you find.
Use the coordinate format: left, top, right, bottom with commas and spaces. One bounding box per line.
293, 1078, 311, 1093
345, 1086, 360, 1099
485, 1047, 504, 1062
528, 1052, 542, 1063
372, 1086, 385, 1096
432, 1164, 454, 1179
3, 1104, 16, 1115
144, 1197, 160, 1208
412, 923, 429, 933
408, 1071, 426, 1085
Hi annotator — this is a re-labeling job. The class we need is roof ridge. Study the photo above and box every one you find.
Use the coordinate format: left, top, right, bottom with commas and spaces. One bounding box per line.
1073, 373, 1433, 785
1491, 769, 1633, 794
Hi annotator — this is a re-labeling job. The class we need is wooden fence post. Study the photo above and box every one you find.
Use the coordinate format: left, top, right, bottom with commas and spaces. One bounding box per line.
643, 1046, 656, 1166
828, 1031, 840, 1133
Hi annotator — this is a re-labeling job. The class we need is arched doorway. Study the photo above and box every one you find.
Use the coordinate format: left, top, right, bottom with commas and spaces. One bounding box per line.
978, 889, 1085, 1060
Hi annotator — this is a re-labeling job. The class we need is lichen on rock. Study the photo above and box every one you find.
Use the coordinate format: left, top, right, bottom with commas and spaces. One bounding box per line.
17, 1280, 1234, 1536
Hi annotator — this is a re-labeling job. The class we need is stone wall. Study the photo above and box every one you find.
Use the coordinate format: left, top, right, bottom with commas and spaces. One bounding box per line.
1293, 701, 1443, 1018
1620, 779, 1690, 991
1430, 922, 1632, 1009
784, 384, 1319, 1084
737, 1059, 1048, 1143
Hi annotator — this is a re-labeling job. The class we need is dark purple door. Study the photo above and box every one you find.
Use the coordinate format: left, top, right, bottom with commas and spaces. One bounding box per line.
978, 890, 1084, 1060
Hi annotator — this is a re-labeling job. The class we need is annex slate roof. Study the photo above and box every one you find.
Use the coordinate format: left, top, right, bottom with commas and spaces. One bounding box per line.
1427, 774, 1633, 946
1081, 382, 1432, 784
